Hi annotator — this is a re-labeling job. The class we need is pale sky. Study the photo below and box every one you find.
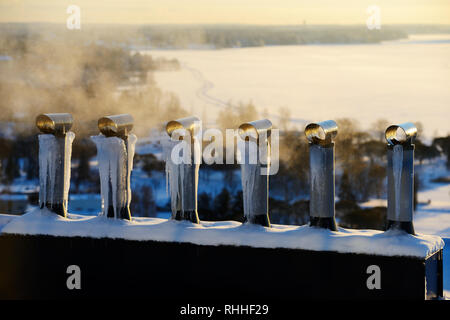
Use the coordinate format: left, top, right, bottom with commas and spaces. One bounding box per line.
0, 0, 449, 25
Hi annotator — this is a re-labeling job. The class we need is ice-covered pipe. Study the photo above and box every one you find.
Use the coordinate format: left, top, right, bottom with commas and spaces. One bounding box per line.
165, 116, 201, 223
305, 120, 338, 231
36, 113, 75, 217
385, 122, 417, 235
92, 114, 136, 220
238, 119, 272, 227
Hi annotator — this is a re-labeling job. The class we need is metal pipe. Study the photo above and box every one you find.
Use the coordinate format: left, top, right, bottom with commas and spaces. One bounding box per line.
238, 119, 272, 227
36, 113, 73, 136
238, 119, 272, 140
165, 116, 201, 223
98, 114, 134, 138
36, 113, 74, 217
94, 114, 135, 220
385, 122, 417, 234
305, 120, 338, 231
166, 116, 201, 142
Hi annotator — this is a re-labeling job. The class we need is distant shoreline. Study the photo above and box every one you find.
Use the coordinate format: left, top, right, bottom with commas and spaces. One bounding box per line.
3, 23, 450, 50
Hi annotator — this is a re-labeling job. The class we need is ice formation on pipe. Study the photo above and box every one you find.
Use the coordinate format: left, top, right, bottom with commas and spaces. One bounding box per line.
163, 138, 181, 214
163, 138, 199, 222
91, 134, 137, 219
393, 144, 403, 220
309, 144, 335, 219
241, 160, 258, 220
309, 145, 325, 213
38, 132, 75, 213
240, 140, 269, 225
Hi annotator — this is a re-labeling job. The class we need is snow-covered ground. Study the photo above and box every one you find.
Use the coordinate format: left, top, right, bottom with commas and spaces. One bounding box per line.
360, 182, 450, 238
144, 35, 450, 138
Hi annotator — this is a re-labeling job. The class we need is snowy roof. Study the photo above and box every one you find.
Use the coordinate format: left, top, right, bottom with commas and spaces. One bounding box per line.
0, 208, 444, 258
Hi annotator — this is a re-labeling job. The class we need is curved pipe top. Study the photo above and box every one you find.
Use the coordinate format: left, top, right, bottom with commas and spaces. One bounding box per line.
385, 122, 417, 145
98, 114, 134, 137
238, 119, 272, 140
36, 113, 73, 135
305, 120, 338, 146
166, 116, 201, 139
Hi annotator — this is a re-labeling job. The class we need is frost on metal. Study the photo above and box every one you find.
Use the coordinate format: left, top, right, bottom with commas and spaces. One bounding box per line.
392, 144, 403, 220
91, 134, 137, 219
38, 132, 75, 213
238, 134, 270, 226
309, 144, 334, 218
240, 141, 269, 220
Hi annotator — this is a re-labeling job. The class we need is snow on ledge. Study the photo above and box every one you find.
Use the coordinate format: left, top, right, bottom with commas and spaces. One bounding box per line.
0, 214, 17, 231
1, 208, 445, 258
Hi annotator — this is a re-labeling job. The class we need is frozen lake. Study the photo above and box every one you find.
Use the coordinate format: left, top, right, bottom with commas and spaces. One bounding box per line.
144, 34, 450, 138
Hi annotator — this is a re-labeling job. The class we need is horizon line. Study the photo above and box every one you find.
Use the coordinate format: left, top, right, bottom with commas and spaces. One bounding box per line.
1, 21, 450, 27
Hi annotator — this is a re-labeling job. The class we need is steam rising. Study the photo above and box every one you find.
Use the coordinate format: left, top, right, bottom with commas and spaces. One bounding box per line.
0, 25, 187, 138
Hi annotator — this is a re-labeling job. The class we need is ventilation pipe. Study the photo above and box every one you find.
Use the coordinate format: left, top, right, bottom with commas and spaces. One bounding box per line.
385, 122, 417, 235
92, 114, 136, 220
305, 120, 338, 231
238, 119, 272, 227
165, 116, 201, 223
36, 113, 75, 217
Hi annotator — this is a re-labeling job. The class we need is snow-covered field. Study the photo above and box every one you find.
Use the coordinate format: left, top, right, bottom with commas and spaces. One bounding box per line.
144, 34, 450, 138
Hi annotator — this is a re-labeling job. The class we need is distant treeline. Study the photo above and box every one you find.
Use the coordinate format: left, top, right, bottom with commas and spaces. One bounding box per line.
4, 23, 450, 50
137, 25, 408, 48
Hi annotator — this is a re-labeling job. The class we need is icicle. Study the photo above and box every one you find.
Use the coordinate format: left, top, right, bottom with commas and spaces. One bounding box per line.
63, 132, 75, 210
164, 116, 201, 223
92, 134, 134, 220
126, 134, 137, 212
38, 132, 74, 216
163, 138, 181, 215
36, 113, 74, 216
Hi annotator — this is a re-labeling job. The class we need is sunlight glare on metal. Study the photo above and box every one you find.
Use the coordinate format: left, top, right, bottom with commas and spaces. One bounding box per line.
36, 113, 73, 135
98, 114, 134, 137
238, 119, 272, 141
305, 120, 338, 146
385, 122, 417, 145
